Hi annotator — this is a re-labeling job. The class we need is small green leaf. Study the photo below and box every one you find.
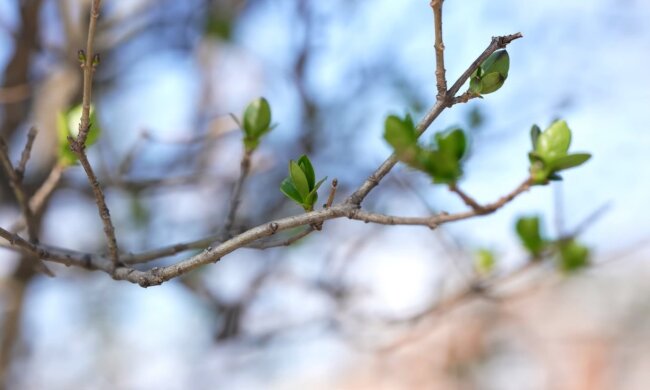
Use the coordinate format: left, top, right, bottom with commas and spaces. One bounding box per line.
424, 150, 462, 184
475, 249, 496, 275
477, 72, 506, 94
436, 128, 467, 161
558, 239, 590, 273
536, 120, 571, 162
312, 176, 327, 193
549, 153, 591, 171
297, 155, 316, 189
384, 114, 421, 167
384, 115, 417, 149
289, 160, 310, 198
482, 50, 509, 78
280, 178, 303, 204
469, 51, 509, 95
469, 73, 482, 94
303, 176, 327, 211
530, 124, 541, 150
515, 216, 545, 257
243, 97, 272, 145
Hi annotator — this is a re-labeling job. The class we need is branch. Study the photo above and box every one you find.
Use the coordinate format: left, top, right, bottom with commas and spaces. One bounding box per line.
0, 27, 527, 287
350, 177, 531, 228
449, 183, 485, 212
10, 162, 65, 233
67, 0, 120, 269
324, 179, 338, 209
0, 178, 532, 286
0, 136, 53, 276
122, 234, 221, 265
224, 149, 253, 235
248, 227, 314, 250
346, 32, 522, 206
0, 138, 36, 240
430, 0, 447, 98
15, 126, 37, 181
451, 90, 480, 105
71, 150, 120, 268
75, 0, 101, 144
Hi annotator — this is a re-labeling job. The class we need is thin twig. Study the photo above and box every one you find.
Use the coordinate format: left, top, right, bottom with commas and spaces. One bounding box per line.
122, 235, 221, 264
0, 137, 53, 276
68, 0, 120, 269
325, 179, 338, 209
15, 126, 37, 181
72, 150, 120, 267
224, 149, 253, 235
430, 0, 447, 98
9, 163, 65, 233
249, 227, 315, 250
75, 0, 101, 144
448, 183, 485, 212
346, 33, 522, 206
451, 90, 480, 105
0, 138, 36, 239
350, 177, 532, 228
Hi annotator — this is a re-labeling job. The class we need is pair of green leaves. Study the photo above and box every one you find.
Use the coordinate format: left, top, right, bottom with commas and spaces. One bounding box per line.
469, 50, 510, 95
515, 215, 590, 273
384, 114, 467, 184
280, 155, 327, 211
528, 120, 591, 184
242, 97, 273, 152
57, 104, 102, 166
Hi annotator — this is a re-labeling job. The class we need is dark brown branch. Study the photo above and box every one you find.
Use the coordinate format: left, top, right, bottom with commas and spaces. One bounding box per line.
10, 162, 65, 234
0, 137, 53, 276
0, 138, 35, 239
67, 0, 120, 269
15, 126, 37, 181
71, 148, 119, 268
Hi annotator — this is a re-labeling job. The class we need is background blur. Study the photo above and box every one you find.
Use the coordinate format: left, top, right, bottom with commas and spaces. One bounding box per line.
1, 0, 650, 389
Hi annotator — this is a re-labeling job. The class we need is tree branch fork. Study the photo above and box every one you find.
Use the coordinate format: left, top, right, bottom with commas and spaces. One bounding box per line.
0, 0, 524, 287
0, 175, 530, 287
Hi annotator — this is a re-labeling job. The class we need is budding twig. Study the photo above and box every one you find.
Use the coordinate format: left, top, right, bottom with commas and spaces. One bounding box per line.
69, 0, 120, 270
15, 127, 37, 181
430, 0, 447, 99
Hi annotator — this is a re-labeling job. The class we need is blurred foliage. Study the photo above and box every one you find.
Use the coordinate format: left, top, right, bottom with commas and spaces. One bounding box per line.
56, 104, 102, 166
